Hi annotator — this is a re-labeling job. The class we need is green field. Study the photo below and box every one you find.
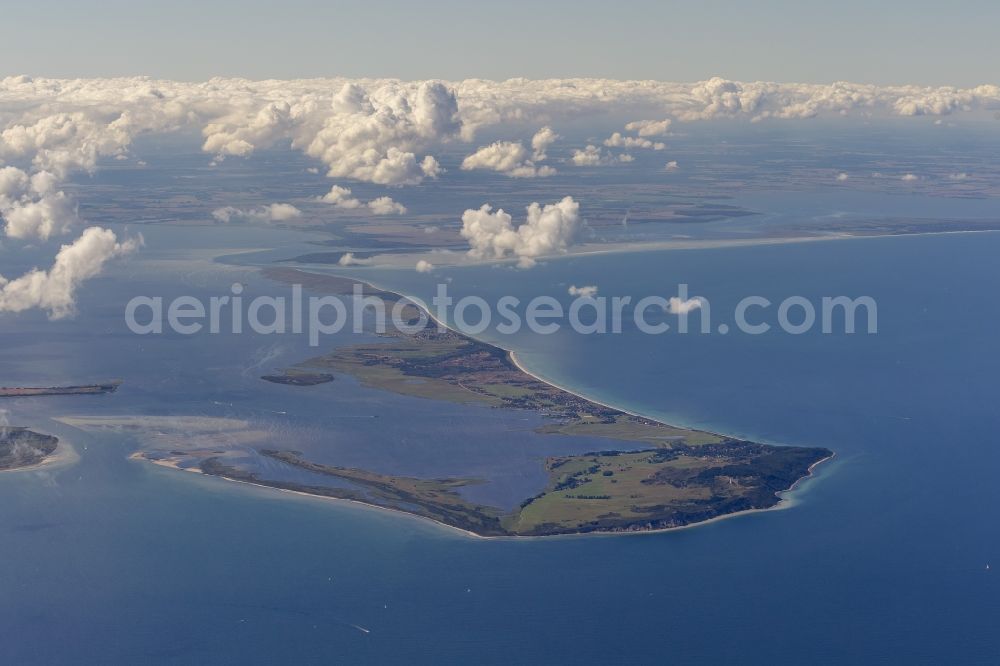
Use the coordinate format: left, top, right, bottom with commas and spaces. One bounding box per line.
507, 442, 829, 535
253, 269, 833, 536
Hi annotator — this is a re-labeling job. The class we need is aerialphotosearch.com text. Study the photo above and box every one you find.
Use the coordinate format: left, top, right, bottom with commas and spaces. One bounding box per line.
125, 283, 878, 346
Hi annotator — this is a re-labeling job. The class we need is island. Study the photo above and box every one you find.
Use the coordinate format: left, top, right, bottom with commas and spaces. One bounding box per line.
260, 372, 335, 386
196, 266, 832, 537
0, 381, 121, 398
0, 427, 59, 471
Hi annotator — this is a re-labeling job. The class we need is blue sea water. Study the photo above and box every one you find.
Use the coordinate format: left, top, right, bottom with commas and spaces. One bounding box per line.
2, 226, 999, 664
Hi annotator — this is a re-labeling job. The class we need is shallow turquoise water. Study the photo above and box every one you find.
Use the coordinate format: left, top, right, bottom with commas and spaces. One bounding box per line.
2, 228, 999, 664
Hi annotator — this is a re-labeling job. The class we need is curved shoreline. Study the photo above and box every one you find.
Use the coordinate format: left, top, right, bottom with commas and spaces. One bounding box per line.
292, 227, 1000, 272
239, 267, 838, 538
135, 448, 836, 541
358, 271, 776, 445
509, 350, 698, 433
0, 436, 78, 474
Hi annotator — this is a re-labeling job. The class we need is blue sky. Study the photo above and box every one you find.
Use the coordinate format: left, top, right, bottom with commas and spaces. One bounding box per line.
1, 0, 997, 84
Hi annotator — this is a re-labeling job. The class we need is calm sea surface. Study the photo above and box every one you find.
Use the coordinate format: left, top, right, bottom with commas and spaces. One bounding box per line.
1, 224, 998, 664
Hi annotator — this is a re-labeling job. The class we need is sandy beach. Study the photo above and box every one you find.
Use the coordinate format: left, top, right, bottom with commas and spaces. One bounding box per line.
0, 437, 80, 474
132, 446, 835, 541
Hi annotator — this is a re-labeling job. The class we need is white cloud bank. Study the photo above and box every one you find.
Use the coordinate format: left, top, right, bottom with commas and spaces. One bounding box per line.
460, 196, 581, 268
3, 76, 998, 183
5, 75, 989, 188
3, 74, 999, 313
3, 75, 997, 197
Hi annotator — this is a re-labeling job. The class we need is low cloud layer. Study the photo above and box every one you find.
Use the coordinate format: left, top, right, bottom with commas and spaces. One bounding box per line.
2, 75, 998, 314
3, 76, 997, 190
461, 196, 581, 268
3, 75, 997, 199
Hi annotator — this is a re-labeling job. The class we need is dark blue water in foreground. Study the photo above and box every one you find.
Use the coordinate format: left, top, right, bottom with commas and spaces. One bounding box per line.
2, 228, 999, 664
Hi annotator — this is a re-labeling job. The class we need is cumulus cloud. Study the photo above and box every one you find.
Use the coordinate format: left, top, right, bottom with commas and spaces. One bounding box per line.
570, 145, 603, 166
664, 160, 680, 172
415, 259, 435, 273
624, 119, 672, 136
461, 127, 558, 178
836, 172, 849, 181
420, 155, 444, 179
338, 252, 371, 266
0, 227, 139, 319
2, 76, 998, 174
901, 173, 919, 182
530, 126, 559, 160
1, 110, 154, 177
3, 76, 998, 197
461, 141, 541, 176
2, 74, 996, 310
603, 132, 665, 150
568, 285, 598, 298
0, 84, 182, 314
949, 172, 968, 180
366, 196, 407, 215
319, 185, 407, 215
680, 77, 763, 120
0, 167, 79, 240
202, 101, 292, 158
197, 80, 460, 185
571, 145, 632, 166
666, 296, 705, 315
212, 203, 302, 223
289, 81, 459, 185
460, 196, 581, 268
319, 185, 363, 208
